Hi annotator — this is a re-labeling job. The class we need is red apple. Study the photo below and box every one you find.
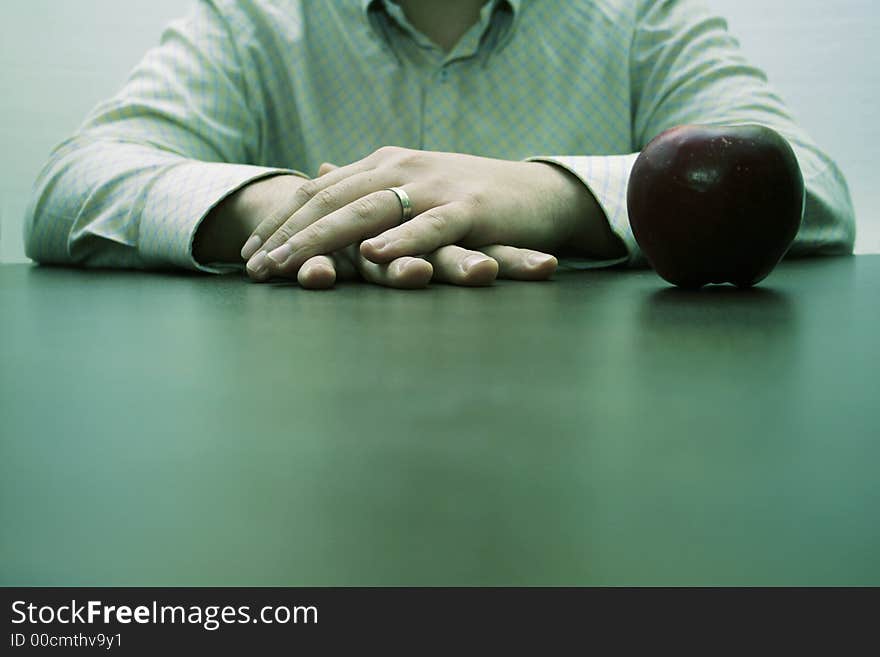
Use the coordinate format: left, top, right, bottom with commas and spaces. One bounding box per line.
627, 124, 804, 288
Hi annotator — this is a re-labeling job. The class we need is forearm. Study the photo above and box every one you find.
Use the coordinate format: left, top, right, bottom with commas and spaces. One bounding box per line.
25, 138, 296, 271
25, 140, 181, 268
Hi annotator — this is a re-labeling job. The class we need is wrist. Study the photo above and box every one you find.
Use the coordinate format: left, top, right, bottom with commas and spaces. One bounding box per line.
534, 161, 626, 259
193, 173, 304, 265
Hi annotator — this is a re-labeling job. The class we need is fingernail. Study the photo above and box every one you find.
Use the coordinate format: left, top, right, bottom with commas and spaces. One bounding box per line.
365, 237, 387, 251
267, 243, 293, 265
247, 250, 268, 276
528, 254, 554, 268
463, 255, 489, 272
241, 235, 262, 260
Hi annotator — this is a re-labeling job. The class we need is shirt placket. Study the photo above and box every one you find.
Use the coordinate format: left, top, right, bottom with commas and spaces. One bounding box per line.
381, 0, 502, 151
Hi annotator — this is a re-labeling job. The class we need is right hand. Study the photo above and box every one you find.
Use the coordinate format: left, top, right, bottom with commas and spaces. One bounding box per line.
238, 171, 557, 290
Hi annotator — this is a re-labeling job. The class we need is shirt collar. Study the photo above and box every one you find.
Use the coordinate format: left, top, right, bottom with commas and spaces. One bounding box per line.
361, 0, 521, 25
361, 0, 521, 12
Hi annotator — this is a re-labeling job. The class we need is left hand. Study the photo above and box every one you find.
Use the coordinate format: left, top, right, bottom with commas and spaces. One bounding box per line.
295, 242, 559, 289
244, 147, 587, 278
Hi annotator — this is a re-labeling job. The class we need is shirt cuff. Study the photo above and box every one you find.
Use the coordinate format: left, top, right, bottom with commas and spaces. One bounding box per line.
526, 154, 646, 269
138, 161, 308, 273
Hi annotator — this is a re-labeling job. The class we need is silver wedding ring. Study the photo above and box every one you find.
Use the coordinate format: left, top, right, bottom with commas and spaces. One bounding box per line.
385, 187, 413, 223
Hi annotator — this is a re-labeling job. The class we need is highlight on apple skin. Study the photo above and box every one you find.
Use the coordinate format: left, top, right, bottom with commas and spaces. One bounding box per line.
626, 124, 805, 289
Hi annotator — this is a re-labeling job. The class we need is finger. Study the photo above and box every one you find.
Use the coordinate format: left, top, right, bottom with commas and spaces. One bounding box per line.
359, 202, 472, 263
480, 245, 558, 280
356, 253, 434, 289
239, 176, 314, 261
259, 168, 414, 264
317, 162, 339, 177
265, 186, 424, 276
243, 158, 373, 269
424, 245, 499, 286
297, 251, 364, 290
296, 255, 337, 289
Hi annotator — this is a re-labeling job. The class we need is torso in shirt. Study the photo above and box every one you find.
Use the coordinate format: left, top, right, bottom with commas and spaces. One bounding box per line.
221, 0, 636, 174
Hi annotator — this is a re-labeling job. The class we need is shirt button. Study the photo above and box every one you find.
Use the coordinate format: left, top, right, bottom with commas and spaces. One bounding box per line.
439, 68, 449, 82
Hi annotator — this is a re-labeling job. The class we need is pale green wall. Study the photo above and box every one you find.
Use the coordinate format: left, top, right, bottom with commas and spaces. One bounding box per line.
1, 0, 877, 262
0, 0, 185, 262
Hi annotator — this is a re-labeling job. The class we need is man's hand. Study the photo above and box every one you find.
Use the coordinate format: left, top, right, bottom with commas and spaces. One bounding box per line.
197, 171, 558, 289
243, 147, 624, 283
293, 241, 558, 290
284, 162, 560, 288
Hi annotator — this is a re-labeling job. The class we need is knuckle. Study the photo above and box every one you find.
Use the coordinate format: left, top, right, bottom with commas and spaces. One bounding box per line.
374, 145, 423, 173
350, 196, 380, 222
276, 224, 296, 242
303, 222, 330, 250
391, 226, 415, 245
312, 187, 337, 213
294, 180, 320, 204
396, 148, 418, 166
253, 219, 279, 242
374, 145, 403, 159
431, 174, 454, 189
314, 221, 336, 243
463, 190, 487, 212
419, 210, 448, 236
265, 224, 295, 249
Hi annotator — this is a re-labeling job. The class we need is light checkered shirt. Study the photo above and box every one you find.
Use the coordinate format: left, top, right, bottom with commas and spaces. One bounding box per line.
24, 0, 855, 272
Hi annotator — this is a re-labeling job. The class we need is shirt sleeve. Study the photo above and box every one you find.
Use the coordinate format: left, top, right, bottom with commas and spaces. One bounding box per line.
24, 0, 305, 273
530, 0, 856, 269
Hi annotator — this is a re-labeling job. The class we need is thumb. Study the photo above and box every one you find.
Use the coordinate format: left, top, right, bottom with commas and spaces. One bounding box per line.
317, 162, 339, 177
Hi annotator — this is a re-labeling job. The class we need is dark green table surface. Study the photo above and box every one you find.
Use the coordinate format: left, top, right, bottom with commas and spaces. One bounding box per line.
1, 256, 878, 585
